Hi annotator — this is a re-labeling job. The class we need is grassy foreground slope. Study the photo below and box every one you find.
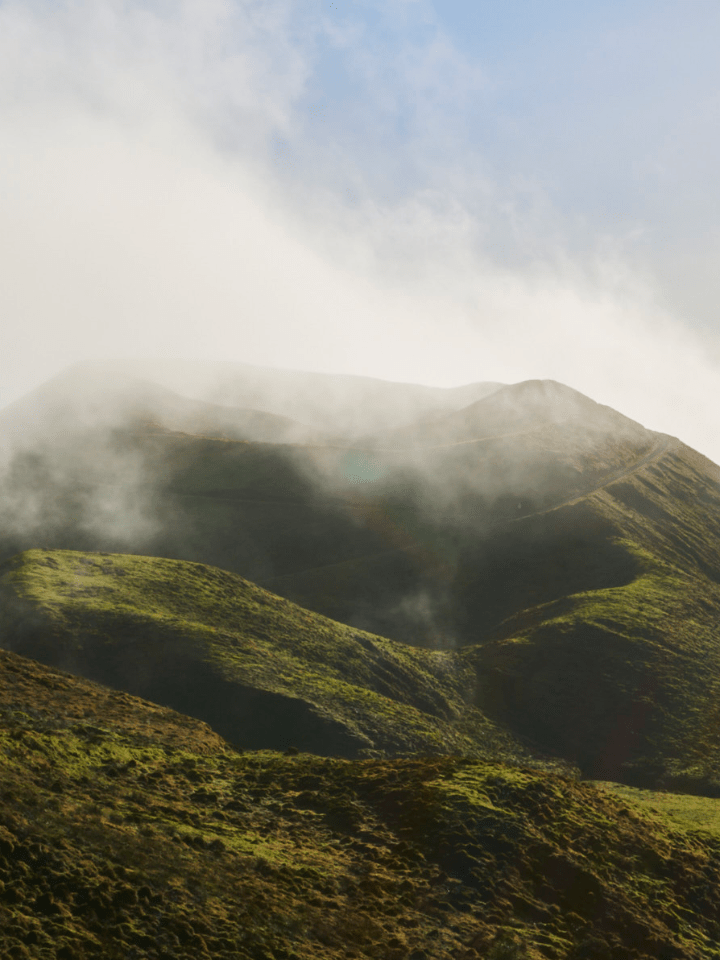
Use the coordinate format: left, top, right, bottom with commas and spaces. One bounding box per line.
5, 529, 720, 793
595, 779, 720, 840
3, 647, 720, 960
0, 548, 534, 765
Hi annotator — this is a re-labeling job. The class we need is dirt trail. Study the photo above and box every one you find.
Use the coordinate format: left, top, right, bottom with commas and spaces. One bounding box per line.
511, 433, 675, 523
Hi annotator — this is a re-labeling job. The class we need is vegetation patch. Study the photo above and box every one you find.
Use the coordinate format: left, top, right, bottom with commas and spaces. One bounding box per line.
0, 549, 535, 765
3, 649, 720, 958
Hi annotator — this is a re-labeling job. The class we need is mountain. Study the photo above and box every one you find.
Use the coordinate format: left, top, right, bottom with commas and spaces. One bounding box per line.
0, 362, 505, 643
77, 358, 503, 436
4, 364, 720, 791
367, 378, 647, 447
235, 379, 670, 642
6, 362, 720, 954
3, 645, 720, 960
0, 371, 665, 645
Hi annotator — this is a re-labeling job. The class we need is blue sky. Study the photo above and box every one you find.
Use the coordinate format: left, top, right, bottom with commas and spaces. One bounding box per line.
1, 0, 720, 459
296, 0, 720, 320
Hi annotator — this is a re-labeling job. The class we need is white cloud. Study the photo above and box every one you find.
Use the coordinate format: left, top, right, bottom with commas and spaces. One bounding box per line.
1, 0, 720, 465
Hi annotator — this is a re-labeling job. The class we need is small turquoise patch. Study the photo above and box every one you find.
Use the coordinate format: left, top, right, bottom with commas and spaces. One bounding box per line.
340, 451, 383, 485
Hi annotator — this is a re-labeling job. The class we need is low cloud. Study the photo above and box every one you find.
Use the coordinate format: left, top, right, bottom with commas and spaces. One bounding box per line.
0, 428, 160, 555
1, 0, 720, 464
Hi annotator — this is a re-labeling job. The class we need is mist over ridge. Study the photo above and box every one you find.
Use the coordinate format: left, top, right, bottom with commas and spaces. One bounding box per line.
65, 358, 506, 438
0, 358, 658, 451
4, 0, 720, 471
0, 359, 682, 649
4, 358, 720, 792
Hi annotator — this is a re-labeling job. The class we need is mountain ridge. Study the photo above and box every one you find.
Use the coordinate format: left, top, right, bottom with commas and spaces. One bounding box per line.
5, 362, 720, 955
368, 378, 650, 449
59, 358, 505, 437
0, 365, 326, 448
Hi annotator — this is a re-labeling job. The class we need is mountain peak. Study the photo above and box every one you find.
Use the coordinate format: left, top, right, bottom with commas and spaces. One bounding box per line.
468, 378, 643, 431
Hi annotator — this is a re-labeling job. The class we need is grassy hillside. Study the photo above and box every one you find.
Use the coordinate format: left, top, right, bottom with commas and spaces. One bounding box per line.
0, 548, 538, 766
596, 779, 720, 840
120, 415, 667, 645
5, 372, 720, 792
5, 536, 720, 794
462, 440, 720, 790
3, 647, 720, 960
0, 375, 663, 647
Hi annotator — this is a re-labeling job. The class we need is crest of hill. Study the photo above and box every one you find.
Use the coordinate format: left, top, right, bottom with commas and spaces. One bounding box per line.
373, 379, 651, 448
74, 358, 504, 437
0, 364, 325, 448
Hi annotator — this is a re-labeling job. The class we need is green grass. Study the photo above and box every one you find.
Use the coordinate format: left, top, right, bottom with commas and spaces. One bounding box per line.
0, 548, 535, 765
8, 536, 720, 793
4, 648, 720, 959
468, 532, 720, 789
6, 402, 720, 798
595, 780, 720, 839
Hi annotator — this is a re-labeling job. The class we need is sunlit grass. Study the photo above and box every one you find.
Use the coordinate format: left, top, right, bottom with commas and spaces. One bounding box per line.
595, 780, 720, 839
0, 548, 532, 764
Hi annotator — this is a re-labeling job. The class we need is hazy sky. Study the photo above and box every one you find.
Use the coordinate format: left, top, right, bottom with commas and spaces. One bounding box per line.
2, 1, 720, 459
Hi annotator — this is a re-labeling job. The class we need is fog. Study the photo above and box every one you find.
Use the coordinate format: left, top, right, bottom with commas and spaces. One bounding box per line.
0, 360, 645, 648
2, 0, 720, 463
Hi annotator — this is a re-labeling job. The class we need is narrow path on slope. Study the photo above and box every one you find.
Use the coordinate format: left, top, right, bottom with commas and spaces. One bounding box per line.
260, 434, 677, 587
510, 433, 675, 523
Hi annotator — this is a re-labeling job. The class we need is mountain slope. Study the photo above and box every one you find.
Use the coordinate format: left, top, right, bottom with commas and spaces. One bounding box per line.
245, 386, 666, 639
0, 548, 536, 765
5, 527, 720, 795
5, 369, 720, 790
3, 646, 720, 959
0, 375, 701, 650
460, 439, 720, 789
